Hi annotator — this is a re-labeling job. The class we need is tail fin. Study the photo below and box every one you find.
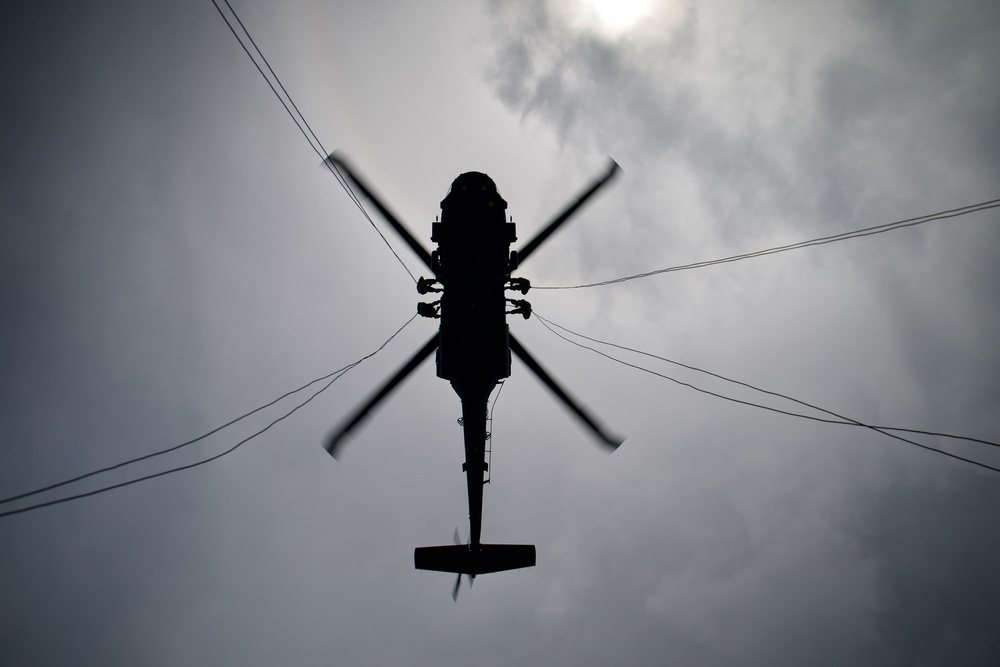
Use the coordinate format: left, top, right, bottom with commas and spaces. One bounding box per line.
414, 544, 535, 575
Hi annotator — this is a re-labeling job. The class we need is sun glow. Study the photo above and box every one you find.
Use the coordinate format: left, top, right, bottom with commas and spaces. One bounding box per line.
581, 0, 653, 36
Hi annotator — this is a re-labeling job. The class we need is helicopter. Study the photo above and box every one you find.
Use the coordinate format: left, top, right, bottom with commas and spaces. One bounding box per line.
323, 153, 623, 598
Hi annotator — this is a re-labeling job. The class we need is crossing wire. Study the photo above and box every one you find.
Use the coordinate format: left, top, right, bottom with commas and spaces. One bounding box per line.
533, 313, 1000, 474
210, 0, 417, 283
0, 314, 418, 518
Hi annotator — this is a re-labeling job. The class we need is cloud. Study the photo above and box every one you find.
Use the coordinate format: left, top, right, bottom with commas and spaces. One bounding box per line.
2, 1, 998, 664
485, 0, 1000, 237
484, 0, 1000, 400
481, 1, 1000, 663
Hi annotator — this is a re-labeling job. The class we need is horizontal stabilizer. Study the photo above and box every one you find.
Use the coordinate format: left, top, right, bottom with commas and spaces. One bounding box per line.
414, 544, 536, 575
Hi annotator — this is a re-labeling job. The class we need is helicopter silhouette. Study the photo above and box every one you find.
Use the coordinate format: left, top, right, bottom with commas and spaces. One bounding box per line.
323, 153, 623, 598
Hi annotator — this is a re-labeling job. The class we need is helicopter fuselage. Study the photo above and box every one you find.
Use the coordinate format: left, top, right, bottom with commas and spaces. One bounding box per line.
323, 153, 620, 584
431, 172, 517, 548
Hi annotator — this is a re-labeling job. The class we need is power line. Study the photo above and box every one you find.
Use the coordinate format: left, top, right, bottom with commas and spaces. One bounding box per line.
210, 0, 417, 283
537, 315, 1000, 450
533, 313, 1000, 473
2, 361, 349, 507
0, 314, 418, 518
0, 314, 417, 506
215, 1, 369, 217
535, 198, 1000, 290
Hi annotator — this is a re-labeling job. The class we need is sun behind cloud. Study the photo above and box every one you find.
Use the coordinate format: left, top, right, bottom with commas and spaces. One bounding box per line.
580, 0, 653, 36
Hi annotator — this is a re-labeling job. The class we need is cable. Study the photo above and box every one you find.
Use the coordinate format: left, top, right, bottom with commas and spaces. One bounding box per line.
216, 0, 370, 218
537, 315, 1000, 450
0, 314, 418, 518
210, 0, 417, 283
535, 198, 1000, 289
211, 0, 359, 209
533, 313, 1000, 474
488, 379, 506, 424
485, 379, 505, 481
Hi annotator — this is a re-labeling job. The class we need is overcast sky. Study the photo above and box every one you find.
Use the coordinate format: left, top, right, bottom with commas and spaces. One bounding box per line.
2, 1, 998, 665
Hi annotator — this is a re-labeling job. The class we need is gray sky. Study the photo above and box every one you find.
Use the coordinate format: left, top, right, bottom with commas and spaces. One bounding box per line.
2, 1, 999, 665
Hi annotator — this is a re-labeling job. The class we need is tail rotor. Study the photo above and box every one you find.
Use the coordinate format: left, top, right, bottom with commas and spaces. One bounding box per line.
449, 527, 475, 602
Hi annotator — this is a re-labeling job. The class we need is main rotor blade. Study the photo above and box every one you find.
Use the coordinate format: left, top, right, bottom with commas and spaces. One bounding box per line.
508, 334, 623, 450
515, 159, 621, 267
325, 334, 440, 459
324, 152, 435, 273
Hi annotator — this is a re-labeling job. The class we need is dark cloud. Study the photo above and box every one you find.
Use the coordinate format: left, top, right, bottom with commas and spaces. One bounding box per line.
862, 471, 1000, 665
